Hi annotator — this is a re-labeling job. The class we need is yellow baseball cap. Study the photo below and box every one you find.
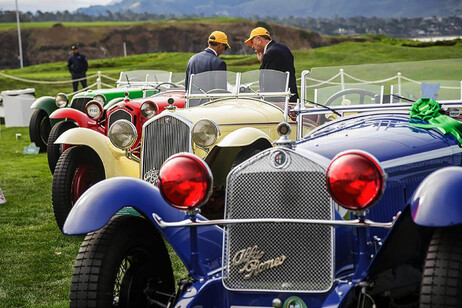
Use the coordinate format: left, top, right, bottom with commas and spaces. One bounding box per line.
209, 31, 231, 49
245, 27, 271, 46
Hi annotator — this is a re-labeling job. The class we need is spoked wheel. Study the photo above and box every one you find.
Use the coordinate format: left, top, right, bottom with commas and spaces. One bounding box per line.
47, 121, 77, 174
29, 109, 51, 152
52, 146, 105, 232
70, 215, 175, 308
420, 226, 462, 307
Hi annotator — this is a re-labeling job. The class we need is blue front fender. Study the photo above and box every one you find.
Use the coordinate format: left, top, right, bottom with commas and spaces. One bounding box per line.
410, 166, 462, 227
63, 177, 180, 234
63, 177, 223, 275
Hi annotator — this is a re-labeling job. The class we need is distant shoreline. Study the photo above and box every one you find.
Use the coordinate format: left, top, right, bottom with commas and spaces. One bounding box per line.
410, 36, 462, 42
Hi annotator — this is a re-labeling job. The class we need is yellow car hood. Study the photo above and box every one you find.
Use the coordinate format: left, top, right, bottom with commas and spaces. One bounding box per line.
161, 98, 285, 124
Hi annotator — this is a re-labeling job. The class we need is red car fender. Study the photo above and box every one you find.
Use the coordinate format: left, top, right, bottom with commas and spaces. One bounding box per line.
50, 108, 97, 128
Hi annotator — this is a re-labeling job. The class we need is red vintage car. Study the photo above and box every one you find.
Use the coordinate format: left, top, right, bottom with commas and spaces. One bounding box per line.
47, 83, 185, 173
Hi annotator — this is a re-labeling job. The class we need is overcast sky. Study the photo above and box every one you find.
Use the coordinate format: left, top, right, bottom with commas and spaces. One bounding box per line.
0, 0, 114, 12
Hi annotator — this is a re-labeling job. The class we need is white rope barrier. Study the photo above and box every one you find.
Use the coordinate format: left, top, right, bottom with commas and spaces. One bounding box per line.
2, 68, 460, 97
341, 72, 398, 84
100, 82, 115, 88
304, 72, 344, 88
305, 70, 462, 92
66, 82, 99, 96
399, 75, 460, 90
99, 73, 118, 82
0, 71, 100, 84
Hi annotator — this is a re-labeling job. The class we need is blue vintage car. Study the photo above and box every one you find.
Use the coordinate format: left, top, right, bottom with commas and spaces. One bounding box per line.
63, 97, 462, 307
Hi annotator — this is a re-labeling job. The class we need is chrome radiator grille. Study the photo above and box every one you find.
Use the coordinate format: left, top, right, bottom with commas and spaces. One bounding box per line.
71, 97, 92, 112
223, 148, 334, 292
141, 115, 191, 184
108, 109, 132, 129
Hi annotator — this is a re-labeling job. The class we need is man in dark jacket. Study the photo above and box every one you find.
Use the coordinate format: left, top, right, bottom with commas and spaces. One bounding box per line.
185, 31, 230, 92
245, 27, 299, 102
67, 45, 88, 92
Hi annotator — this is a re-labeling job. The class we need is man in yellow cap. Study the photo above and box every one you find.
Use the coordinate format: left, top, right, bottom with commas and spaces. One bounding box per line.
185, 30, 231, 91
245, 27, 299, 102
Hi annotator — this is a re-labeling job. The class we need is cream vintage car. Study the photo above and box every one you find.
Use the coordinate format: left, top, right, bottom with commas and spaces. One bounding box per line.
108, 69, 297, 217
55, 69, 296, 232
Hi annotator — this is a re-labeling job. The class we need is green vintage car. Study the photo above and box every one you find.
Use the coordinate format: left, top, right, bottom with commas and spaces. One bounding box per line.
28, 70, 184, 151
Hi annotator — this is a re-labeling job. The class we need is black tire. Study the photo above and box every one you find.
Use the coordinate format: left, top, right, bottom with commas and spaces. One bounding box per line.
420, 226, 462, 307
29, 109, 51, 152
231, 147, 262, 170
70, 215, 175, 308
47, 121, 77, 174
52, 146, 105, 232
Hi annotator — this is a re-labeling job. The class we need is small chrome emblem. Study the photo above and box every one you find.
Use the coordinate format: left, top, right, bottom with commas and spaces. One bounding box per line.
270, 150, 290, 169
164, 117, 172, 124
231, 245, 287, 279
143, 168, 159, 185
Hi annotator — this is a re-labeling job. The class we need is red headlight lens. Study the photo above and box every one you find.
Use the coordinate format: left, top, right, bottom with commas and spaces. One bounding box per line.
158, 153, 213, 210
326, 152, 384, 211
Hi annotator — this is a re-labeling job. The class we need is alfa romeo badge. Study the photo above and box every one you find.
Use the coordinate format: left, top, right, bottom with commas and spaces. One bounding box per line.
270, 150, 290, 169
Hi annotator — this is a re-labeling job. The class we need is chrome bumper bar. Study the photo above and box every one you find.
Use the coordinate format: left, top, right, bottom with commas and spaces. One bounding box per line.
153, 214, 394, 229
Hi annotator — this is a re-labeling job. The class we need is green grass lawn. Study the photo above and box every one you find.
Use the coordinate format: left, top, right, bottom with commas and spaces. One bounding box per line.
0, 125, 80, 307
1, 39, 461, 98
0, 125, 187, 307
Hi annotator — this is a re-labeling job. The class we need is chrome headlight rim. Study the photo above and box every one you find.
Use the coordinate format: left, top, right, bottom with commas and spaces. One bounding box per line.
140, 100, 157, 119
192, 119, 220, 148
108, 119, 138, 150
92, 94, 106, 105
55, 93, 68, 108
85, 100, 104, 120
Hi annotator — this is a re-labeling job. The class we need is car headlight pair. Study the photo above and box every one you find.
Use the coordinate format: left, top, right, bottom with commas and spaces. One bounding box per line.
109, 118, 219, 150
56, 93, 106, 109
192, 119, 220, 148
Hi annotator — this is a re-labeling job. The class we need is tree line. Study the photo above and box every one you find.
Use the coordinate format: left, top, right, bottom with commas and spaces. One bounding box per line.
0, 10, 460, 38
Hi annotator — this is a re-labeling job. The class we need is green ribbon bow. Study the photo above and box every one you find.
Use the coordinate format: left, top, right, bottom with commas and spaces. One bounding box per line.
409, 98, 462, 145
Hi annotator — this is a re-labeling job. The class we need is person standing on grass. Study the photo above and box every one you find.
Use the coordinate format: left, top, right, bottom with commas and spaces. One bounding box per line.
185, 31, 231, 91
245, 27, 299, 102
67, 45, 88, 92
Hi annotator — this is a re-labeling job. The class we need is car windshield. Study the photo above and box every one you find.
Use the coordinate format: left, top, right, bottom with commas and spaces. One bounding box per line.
170, 72, 186, 86
187, 69, 290, 107
298, 60, 462, 137
117, 70, 172, 87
